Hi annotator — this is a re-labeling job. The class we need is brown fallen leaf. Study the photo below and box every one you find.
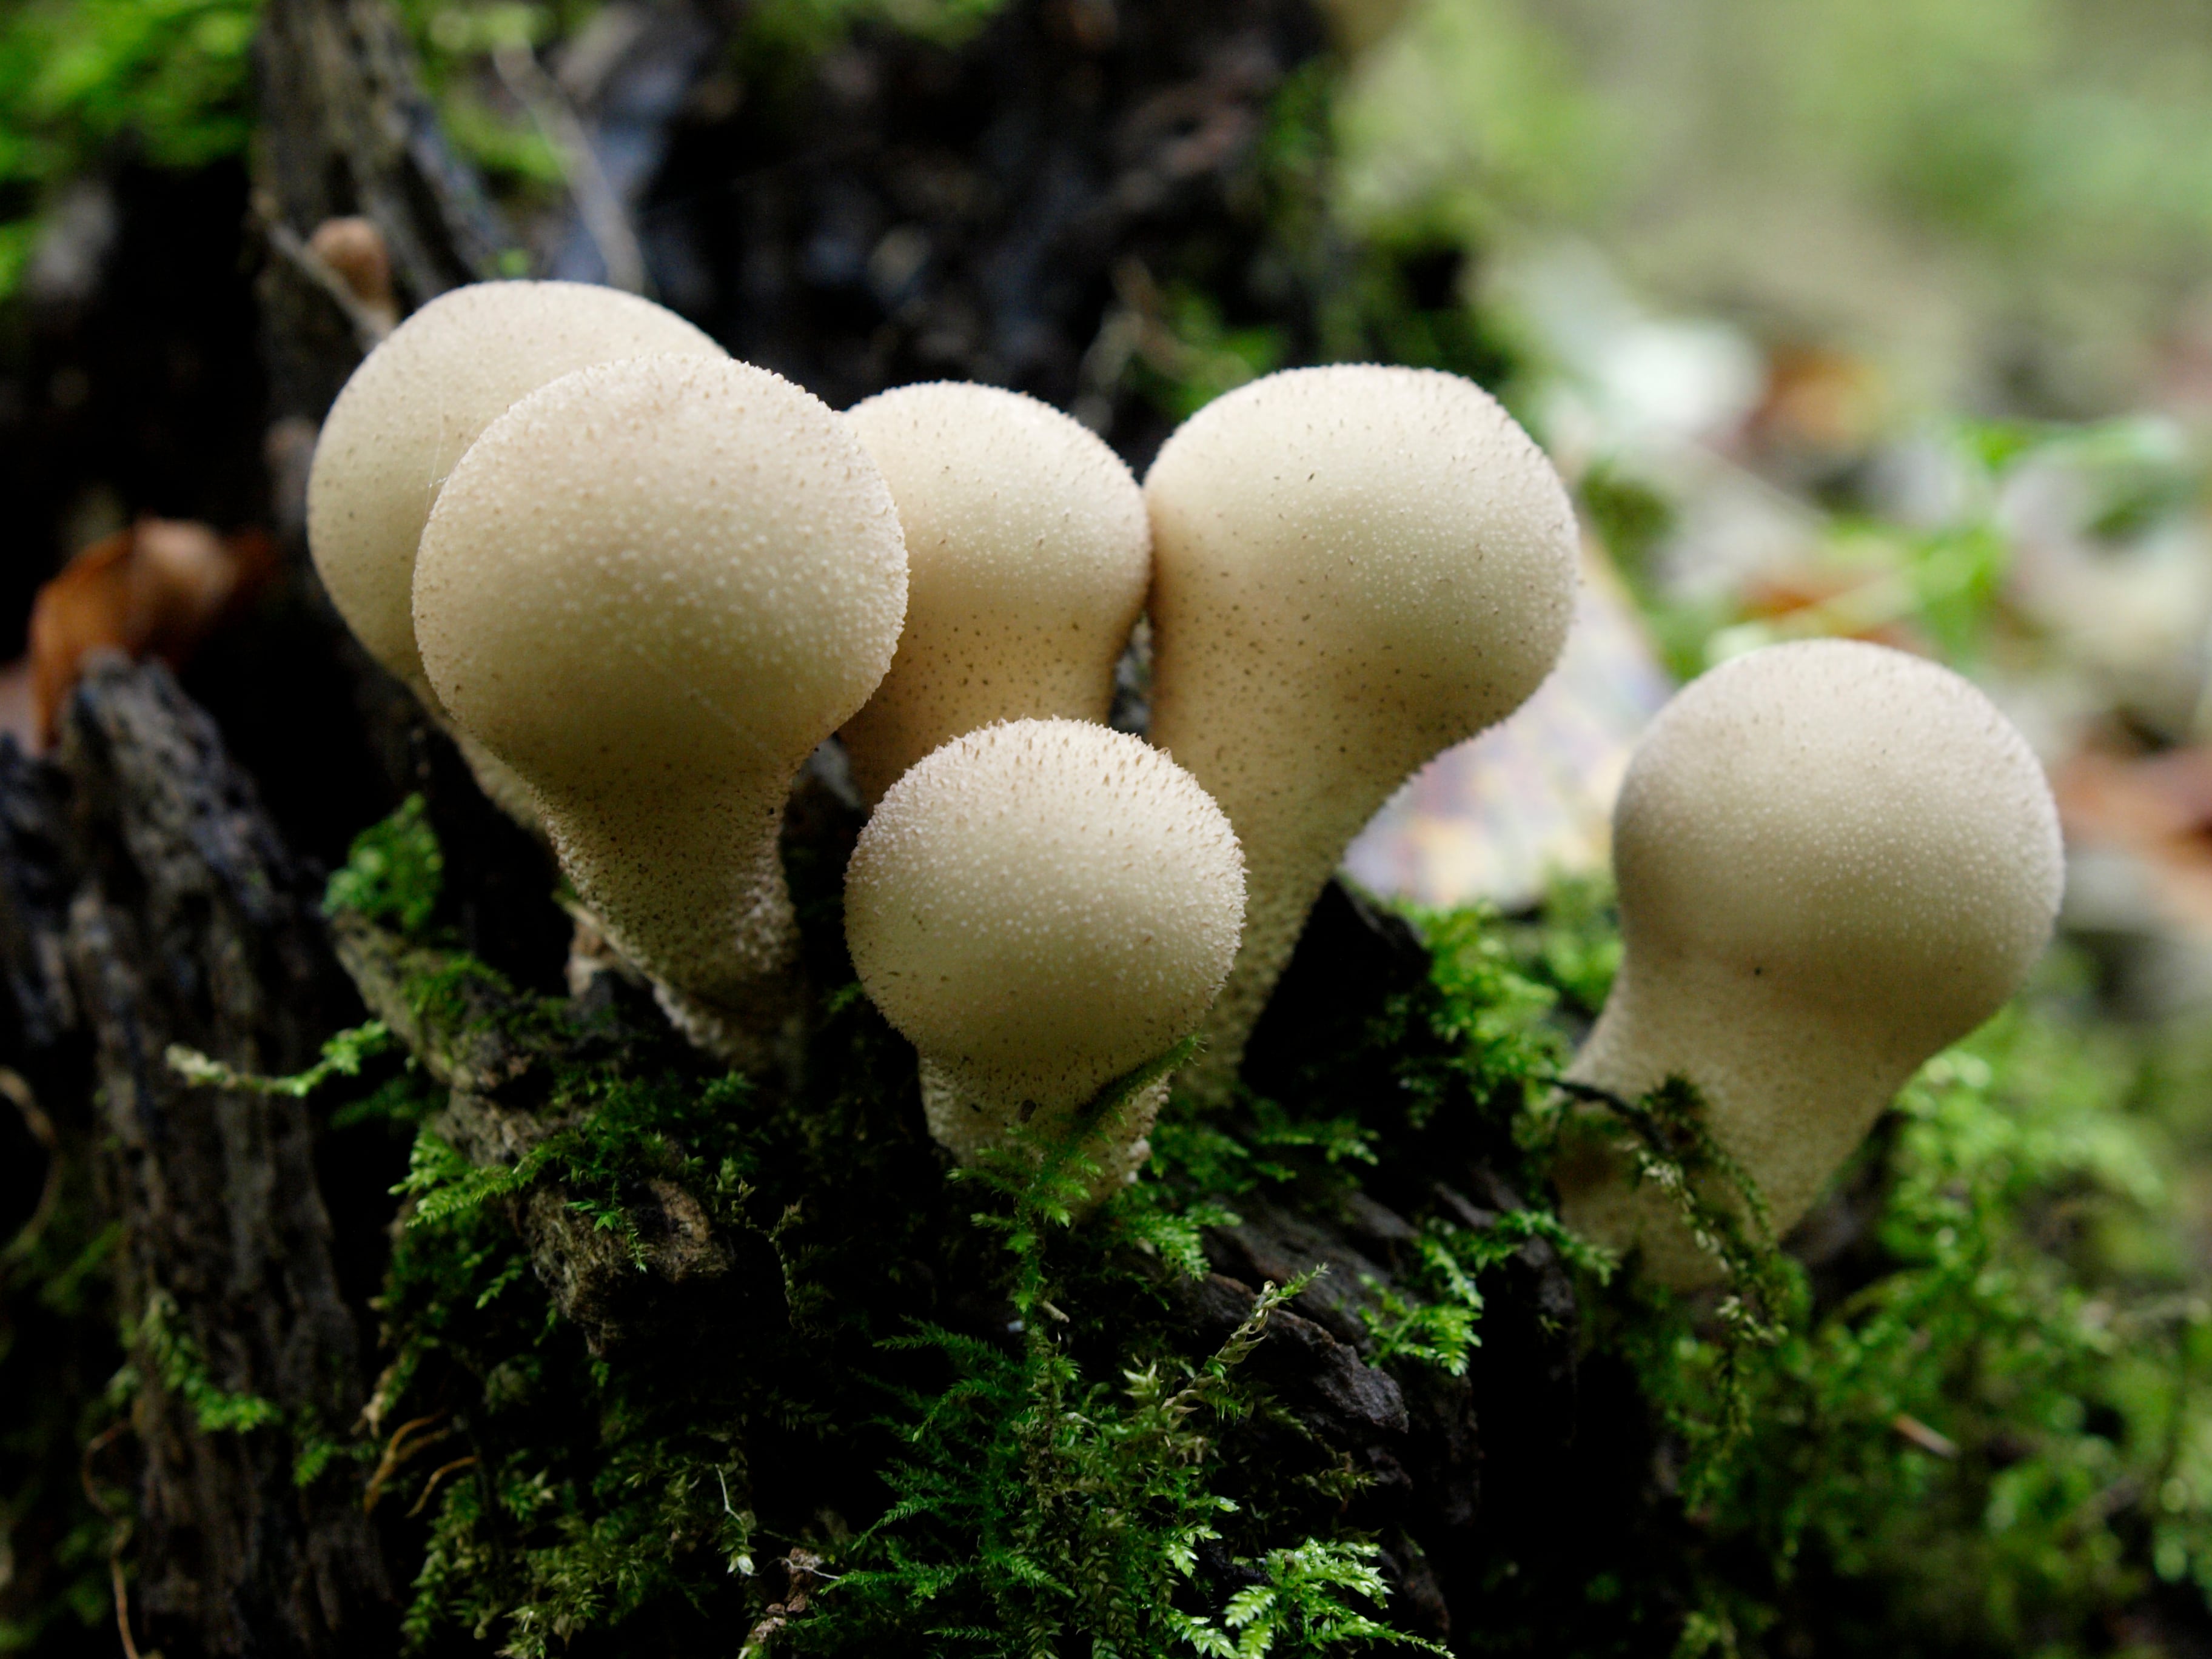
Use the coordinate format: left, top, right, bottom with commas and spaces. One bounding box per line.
2056, 746, 2212, 933
0, 659, 35, 752
1744, 340, 1886, 457
28, 518, 276, 748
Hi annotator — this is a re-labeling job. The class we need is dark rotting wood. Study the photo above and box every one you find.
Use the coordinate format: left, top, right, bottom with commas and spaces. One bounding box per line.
57, 654, 394, 1658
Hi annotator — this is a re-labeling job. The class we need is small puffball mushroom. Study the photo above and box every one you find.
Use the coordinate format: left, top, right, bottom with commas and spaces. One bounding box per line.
414, 354, 907, 1053
1145, 364, 1578, 1086
1555, 639, 2064, 1287
844, 719, 1245, 1188
307, 280, 723, 822
837, 382, 1150, 803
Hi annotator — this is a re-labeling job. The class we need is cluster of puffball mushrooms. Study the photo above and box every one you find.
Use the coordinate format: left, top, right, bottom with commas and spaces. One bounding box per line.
307, 280, 2064, 1277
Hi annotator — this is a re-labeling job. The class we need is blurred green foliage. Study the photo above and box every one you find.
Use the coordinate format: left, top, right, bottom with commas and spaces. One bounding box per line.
0, 0, 1024, 308
1336, 0, 2212, 409
0, 0, 259, 293
0, 0, 592, 306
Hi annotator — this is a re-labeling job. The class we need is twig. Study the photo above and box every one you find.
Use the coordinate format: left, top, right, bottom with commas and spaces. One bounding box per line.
493, 42, 648, 295
81, 1420, 140, 1659
1890, 1413, 1959, 1458
0, 1068, 59, 1274
404, 1454, 480, 1518
363, 1411, 453, 1514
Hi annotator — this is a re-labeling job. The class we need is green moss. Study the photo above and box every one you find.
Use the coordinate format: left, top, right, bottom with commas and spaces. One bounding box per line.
126, 1287, 283, 1435
326, 794, 446, 938
166, 1020, 396, 1098
147, 788, 2212, 1659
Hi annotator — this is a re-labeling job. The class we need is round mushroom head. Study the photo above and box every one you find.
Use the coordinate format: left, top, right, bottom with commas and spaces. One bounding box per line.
839, 383, 1151, 803
1611, 639, 2062, 1047
1144, 363, 1578, 1081
1561, 638, 2064, 1284
845, 719, 1245, 1129
307, 280, 723, 698
413, 352, 907, 1024
416, 352, 905, 804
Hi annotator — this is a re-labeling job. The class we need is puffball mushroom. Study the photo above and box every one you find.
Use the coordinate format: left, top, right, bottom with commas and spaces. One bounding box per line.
845, 719, 1245, 1188
306, 280, 724, 822
413, 353, 907, 1053
837, 382, 1150, 804
1145, 364, 1578, 1086
1555, 639, 2064, 1287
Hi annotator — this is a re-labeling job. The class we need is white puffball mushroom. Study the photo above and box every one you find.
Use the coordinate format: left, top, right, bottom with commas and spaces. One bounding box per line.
845, 719, 1245, 1188
1145, 364, 1578, 1086
413, 353, 908, 1054
307, 280, 724, 823
837, 382, 1150, 804
309, 280, 723, 692
1555, 639, 2065, 1287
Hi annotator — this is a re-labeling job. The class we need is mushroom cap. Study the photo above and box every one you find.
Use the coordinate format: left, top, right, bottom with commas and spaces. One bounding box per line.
413, 352, 908, 802
840, 381, 1151, 802
1142, 363, 1579, 1087
845, 719, 1245, 1107
1613, 638, 2062, 1050
307, 280, 723, 691
1144, 363, 1577, 767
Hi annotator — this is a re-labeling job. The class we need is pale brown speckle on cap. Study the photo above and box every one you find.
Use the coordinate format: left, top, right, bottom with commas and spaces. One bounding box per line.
839, 383, 1150, 805
845, 719, 1245, 1182
1144, 364, 1578, 1086
1558, 638, 2064, 1286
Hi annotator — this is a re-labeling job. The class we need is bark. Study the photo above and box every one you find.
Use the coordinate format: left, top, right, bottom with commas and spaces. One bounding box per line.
327, 909, 776, 1356
253, 0, 512, 420
37, 655, 393, 1657
655, 0, 1335, 455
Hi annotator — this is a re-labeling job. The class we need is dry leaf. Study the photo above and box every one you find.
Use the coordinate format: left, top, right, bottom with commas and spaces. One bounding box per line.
29, 518, 275, 746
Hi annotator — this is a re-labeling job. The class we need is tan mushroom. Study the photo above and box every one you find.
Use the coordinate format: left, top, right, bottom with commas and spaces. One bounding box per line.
307, 280, 724, 823
1555, 640, 2064, 1285
844, 719, 1245, 1190
412, 353, 907, 1056
838, 381, 1150, 804
1145, 364, 1578, 1087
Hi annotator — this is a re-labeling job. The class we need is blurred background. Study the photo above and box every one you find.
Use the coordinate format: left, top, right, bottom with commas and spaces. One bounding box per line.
12, 0, 2212, 1649
20, 0, 2212, 934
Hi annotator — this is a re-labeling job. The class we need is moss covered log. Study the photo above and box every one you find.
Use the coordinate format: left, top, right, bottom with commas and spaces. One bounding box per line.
6, 653, 2207, 1658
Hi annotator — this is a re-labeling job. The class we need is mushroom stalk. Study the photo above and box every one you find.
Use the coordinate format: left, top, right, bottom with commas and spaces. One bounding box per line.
844, 720, 1244, 1193
413, 353, 907, 1059
1555, 640, 2064, 1286
545, 788, 798, 1044
839, 381, 1150, 804
1144, 364, 1578, 1089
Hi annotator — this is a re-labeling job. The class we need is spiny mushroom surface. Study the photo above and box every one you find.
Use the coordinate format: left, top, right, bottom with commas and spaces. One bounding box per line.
307, 280, 723, 819
309, 280, 723, 696
845, 719, 1245, 1189
837, 381, 1150, 804
413, 352, 907, 1053
1145, 363, 1578, 1087
1555, 638, 2064, 1287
